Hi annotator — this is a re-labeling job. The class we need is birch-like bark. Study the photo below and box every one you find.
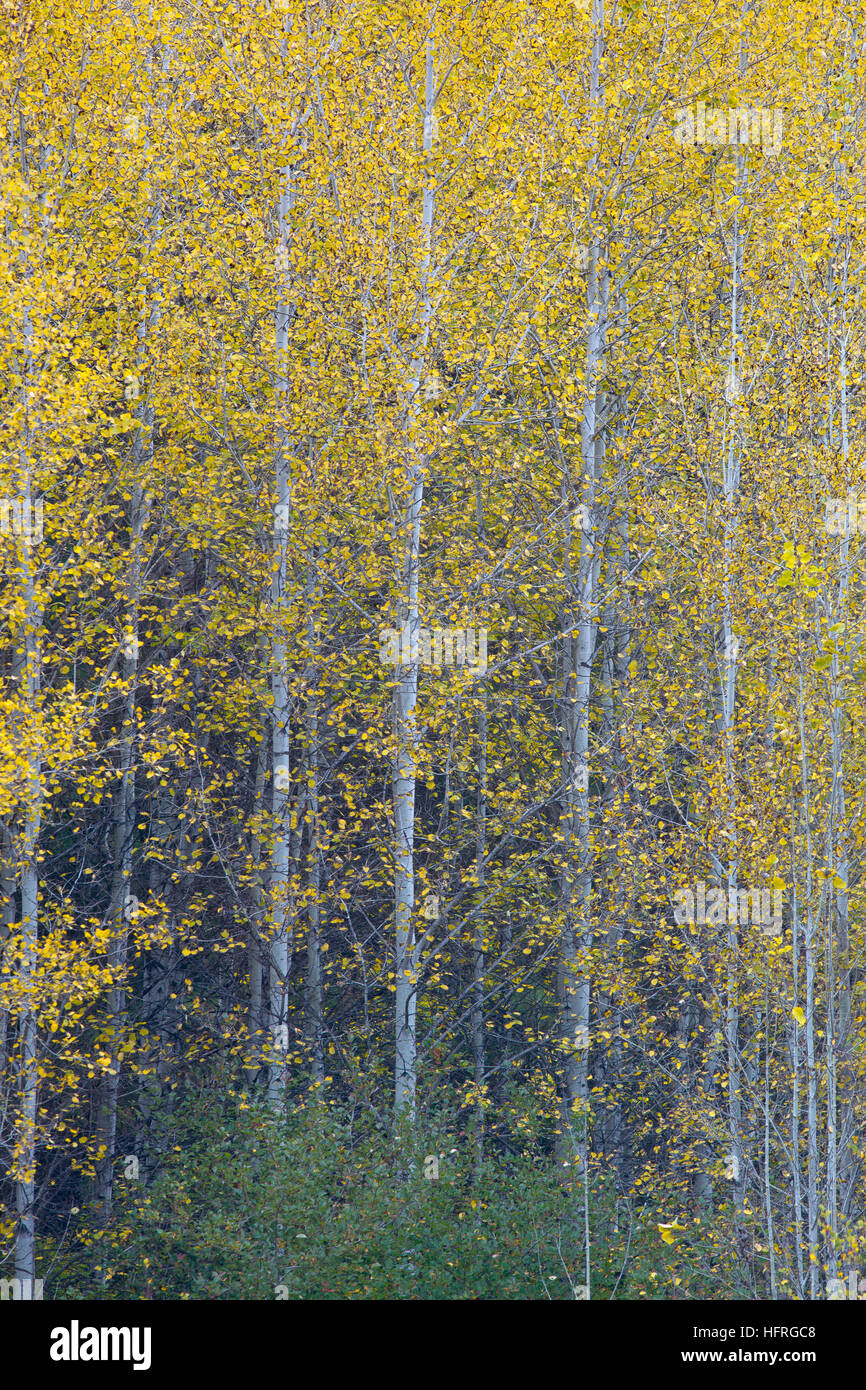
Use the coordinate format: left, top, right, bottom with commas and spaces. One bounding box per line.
5, 93, 46, 1286
393, 28, 436, 1119
797, 659, 819, 1296
0, 823, 15, 1081
471, 478, 487, 1168
268, 21, 298, 1104
304, 567, 324, 1086
13, 572, 41, 1289
12, 248, 42, 1291
557, 0, 605, 1164
248, 711, 268, 1048
718, 119, 746, 1236
789, 800, 805, 1298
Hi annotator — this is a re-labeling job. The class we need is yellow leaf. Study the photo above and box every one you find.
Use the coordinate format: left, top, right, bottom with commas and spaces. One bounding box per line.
792, 1006, 806, 1026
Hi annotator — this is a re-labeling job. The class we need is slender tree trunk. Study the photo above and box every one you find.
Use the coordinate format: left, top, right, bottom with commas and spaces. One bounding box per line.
13, 554, 41, 1289
268, 127, 296, 1109
762, 982, 777, 1297
718, 119, 747, 1240
797, 660, 819, 1296
0, 823, 16, 1081
557, 0, 605, 1165
11, 126, 44, 1284
471, 479, 487, 1170
304, 569, 324, 1087
789, 799, 805, 1298
393, 27, 436, 1120
249, 711, 268, 1050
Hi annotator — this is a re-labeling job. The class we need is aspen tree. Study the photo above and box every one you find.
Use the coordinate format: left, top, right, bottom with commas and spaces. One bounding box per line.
391, 19, 436, 1120
3, 39, 48, 1291
555, 0, 607, 1168
268, 1, 300, 1111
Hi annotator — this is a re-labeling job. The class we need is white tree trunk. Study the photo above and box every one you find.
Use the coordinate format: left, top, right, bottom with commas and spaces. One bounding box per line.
12, 308, 42, 1286
268, 133, 296, 1108
393, 28, 436, 1120
304, 571, 324, 1086
557, 0, 605, 1166
717, 124, 747, 1236
797, 661, 819, 1296
471, 479, 487, 1167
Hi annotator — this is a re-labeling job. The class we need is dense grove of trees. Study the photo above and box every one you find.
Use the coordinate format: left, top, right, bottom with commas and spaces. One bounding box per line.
1, 0, 866, 1300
